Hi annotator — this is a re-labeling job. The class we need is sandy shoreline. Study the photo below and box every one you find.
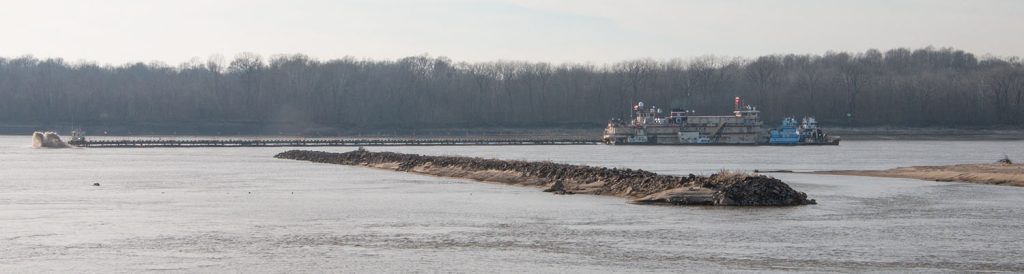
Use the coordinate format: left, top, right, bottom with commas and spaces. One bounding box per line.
814, 163, 1024, 187
827, 127, 1024, 140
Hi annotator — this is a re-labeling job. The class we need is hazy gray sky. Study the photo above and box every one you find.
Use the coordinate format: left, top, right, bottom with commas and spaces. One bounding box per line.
2, 0, 1022, 64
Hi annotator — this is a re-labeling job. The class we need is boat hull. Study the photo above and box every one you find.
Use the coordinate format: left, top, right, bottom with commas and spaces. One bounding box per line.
602, 141, 840, 146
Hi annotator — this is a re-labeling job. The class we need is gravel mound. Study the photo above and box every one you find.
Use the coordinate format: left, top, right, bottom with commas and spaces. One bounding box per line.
275, 149, 816, 206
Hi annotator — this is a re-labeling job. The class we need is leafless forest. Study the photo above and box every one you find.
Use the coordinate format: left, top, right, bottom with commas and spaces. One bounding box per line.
2, 47, 1022, 132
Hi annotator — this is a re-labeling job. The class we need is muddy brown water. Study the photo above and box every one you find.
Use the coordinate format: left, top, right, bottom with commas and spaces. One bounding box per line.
2, 136, 1023, 272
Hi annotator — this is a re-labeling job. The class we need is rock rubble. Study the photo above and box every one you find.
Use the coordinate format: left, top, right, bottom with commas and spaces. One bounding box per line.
274, 149, 816, 206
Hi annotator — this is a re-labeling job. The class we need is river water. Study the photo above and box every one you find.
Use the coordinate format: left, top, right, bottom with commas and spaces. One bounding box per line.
2, 136, 1023, 273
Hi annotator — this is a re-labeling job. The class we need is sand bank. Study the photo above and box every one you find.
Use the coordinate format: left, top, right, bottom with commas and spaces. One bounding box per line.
816, 163, 1024, 187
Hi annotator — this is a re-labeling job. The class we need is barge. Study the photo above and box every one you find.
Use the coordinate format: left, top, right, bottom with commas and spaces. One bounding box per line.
602, 97, 839, 145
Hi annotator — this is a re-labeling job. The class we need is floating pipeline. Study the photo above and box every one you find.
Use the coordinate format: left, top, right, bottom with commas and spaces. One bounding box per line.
274, 149, 816, 206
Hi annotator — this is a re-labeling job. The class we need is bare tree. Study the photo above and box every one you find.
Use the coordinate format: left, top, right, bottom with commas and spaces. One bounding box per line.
0, 47, 1021, 133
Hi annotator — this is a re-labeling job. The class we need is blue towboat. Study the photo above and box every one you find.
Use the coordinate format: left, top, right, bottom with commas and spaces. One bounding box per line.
769, 117, 839, 145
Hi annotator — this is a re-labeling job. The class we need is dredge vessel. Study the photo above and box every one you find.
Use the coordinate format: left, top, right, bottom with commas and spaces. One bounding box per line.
602, 97, 840, 145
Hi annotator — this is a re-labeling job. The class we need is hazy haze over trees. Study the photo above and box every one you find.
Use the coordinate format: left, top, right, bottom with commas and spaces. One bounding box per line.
1, 47, 1022, 133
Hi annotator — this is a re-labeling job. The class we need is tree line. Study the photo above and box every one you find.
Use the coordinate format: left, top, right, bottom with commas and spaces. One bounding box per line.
1, 47, 1022, 131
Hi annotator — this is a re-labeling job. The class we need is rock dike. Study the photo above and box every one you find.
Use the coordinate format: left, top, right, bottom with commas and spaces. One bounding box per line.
274, 149, 816, 206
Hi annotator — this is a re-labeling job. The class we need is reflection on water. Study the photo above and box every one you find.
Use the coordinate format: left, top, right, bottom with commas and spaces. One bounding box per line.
1, 137, 1022, 272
